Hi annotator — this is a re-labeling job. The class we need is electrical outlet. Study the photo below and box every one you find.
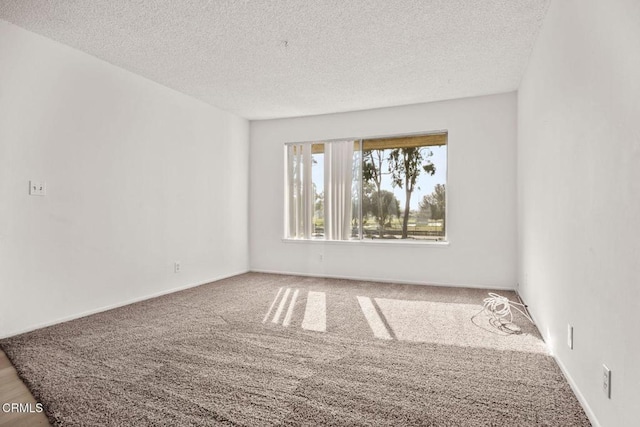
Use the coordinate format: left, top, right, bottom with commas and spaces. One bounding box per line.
567, 324, 573, 349
29, 180, 46, 196
319, 254, 323, 262
603, 365, 611, 398
174, 262, 181, 273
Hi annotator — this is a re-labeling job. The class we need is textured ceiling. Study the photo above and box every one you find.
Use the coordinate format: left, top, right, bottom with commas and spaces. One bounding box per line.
0, 1, 549, 119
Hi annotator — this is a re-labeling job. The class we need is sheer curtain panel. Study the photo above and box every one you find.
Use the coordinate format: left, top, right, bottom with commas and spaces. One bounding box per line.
324, 140, 354, 240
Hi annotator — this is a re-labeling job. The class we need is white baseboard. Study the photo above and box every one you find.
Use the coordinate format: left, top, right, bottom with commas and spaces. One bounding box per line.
554, 355, 601, 427
250, 268, 515, 291
3, 269, 599, 427
0, 270, 249, 339
513, 292, 600, 427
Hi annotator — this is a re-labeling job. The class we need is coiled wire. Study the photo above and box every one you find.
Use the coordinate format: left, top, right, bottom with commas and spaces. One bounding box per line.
482, 292, 533, 325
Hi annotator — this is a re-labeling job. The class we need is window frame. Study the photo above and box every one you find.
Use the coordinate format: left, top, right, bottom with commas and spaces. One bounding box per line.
283, 130, 448, 244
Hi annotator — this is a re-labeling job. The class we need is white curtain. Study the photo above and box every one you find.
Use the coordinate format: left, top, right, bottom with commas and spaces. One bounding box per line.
286, 144, 313, 239
324, 140, 354, 240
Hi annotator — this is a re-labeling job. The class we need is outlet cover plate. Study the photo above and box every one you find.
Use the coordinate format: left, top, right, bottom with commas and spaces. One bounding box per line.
603, 364, 611, 398
29, 180, 46, 196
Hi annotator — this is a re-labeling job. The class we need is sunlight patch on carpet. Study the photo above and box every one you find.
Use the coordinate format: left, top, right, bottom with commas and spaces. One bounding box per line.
301, 291, 327, 332
282, 289, 299, 327
356, 296, 392, 340
272, 288, 292, 324
373, 298, 547, 353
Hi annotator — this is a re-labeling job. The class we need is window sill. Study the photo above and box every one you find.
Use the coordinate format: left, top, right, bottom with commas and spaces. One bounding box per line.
281, 238, 449, 247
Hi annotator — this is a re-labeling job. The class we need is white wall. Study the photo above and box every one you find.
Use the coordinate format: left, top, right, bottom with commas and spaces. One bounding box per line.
0, 21, 250, 338
250, 93, 517, 289
517, 1, 640, 425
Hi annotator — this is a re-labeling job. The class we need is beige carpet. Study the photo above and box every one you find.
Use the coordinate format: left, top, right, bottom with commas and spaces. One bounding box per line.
0, 273, 590, 426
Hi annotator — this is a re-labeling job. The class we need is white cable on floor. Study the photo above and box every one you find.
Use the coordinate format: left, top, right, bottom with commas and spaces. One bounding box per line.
482, 292, 534, 325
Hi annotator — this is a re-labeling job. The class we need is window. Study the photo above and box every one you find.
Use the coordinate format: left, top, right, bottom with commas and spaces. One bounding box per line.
285, 132, 447, 242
